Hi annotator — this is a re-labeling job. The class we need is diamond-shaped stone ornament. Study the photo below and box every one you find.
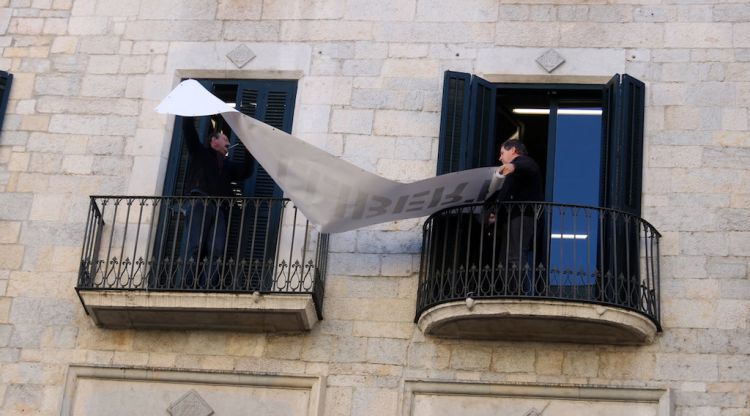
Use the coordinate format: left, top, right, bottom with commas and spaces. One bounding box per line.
535, 49, 565, 73
227, 44, 256, 68
167, 390, 214, 416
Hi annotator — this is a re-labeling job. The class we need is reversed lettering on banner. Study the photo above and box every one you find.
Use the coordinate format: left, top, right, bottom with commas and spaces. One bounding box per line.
156, 80, 502, 233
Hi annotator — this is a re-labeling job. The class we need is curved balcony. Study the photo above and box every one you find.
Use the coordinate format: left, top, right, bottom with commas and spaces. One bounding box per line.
416, 202, 661, 345
76, 196, 328, 332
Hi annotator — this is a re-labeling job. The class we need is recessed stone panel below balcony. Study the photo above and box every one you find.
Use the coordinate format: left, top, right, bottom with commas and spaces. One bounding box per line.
417, 299, 657, 345
78, 290, 319, 332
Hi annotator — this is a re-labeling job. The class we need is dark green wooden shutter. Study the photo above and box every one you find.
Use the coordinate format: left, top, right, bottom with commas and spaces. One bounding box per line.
239, 83, 295, 198
437, 71, 471, 174
233, 81, 297, 280
601, 74, 645, 216
0, 71, 13, 134
467, 76, 497, 168
437, 71, 497, 174
619, 75, 645, 215
600, 74, 646, 309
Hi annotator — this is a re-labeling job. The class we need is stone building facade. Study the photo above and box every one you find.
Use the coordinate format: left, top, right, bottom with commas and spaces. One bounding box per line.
0, 0, 748, 415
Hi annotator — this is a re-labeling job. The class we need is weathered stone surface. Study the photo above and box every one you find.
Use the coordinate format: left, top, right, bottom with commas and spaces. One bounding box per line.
331, 109, 373, 134
352, 321, 413, 339
560, 22, 663, 48
0, 194, 32, 220
333, 336, 367, 363
366, 338, 408, 365
373, 110, 439, 137
281, 20, 371, 41
346, 0, 414, 21
8, 324, 44, 348
450, 346, 492, 371
664, 23, 732, 48
327, 253, 381, 276
416, 0, 496, 22
3, 384, 43, 413
375, 22, 494, 43
656, 353, 718, 382
217, 0, 262, 20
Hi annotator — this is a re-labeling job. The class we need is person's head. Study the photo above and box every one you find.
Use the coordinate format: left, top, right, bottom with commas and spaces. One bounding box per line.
499, 139, 528, 164
209, 130, 230, 155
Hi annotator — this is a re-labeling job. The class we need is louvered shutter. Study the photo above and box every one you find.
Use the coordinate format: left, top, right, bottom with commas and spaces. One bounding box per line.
467, 76, 497, 168
0, 71, 13, 134
437, 71, 497, 174
618, 75, 645, 215
437, 71, 471, 174
601, 74, 645, 216
600, 74, 646, 308
233, 81, 297, 285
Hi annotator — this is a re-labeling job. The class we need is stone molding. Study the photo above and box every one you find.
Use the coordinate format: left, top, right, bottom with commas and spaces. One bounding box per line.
482, 74, 613, 84
401, 380, 671, 416
60, 365, 326, 416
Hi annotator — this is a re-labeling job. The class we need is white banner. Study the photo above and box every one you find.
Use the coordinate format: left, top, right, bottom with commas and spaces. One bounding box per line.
156, 80, 502, 233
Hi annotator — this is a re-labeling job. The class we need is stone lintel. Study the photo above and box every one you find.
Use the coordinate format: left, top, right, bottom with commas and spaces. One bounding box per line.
78, 290, 319, 332
417, 299, 657, 345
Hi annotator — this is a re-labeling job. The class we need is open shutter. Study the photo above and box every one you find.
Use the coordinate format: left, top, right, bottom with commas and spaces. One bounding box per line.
601, 74, 645, 216
600, 74, 646, 309
233, 81, 297, 289
0, 71, 12, 133
437, 71, 497, 174
467, 76, 497, 168
619, 75, 645, 215
437, 71, 471, 174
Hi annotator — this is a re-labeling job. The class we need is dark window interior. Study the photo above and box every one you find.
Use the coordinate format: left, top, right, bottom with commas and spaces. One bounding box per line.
494, 86, 604, 203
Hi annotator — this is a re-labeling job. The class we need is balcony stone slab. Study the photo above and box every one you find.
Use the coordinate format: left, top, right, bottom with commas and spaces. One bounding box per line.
78, 290, 319, 332
417, 299, 657, 345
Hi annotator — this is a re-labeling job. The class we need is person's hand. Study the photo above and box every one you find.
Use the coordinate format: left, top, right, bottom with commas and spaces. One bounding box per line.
497, 163, 515, 176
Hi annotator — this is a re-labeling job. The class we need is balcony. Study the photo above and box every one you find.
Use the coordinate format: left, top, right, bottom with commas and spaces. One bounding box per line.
416, 202, 660, 345
76, 196, 328, 332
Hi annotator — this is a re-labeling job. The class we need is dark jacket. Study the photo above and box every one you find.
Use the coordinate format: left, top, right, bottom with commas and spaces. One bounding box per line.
484, 154, 544, 211
183, 117, 254, 197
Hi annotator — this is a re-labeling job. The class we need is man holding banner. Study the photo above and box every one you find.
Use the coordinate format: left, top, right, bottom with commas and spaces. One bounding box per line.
483, 139, 544, 291
176, 116, 254, 288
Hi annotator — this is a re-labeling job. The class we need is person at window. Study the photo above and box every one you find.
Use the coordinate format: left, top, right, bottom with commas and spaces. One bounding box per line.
176, 116, 254, 288
483, 139, 544, 293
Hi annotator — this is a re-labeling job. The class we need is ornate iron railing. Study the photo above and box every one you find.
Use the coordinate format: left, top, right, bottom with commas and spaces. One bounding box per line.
416, 202, 661, 329
77, 196, 329, 318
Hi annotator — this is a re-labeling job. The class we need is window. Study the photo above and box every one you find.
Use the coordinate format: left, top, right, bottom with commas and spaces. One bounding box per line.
157, 79, 298, 278
0, 70, 13, 133
435, 71, 646, 296
437, 71, 645, 216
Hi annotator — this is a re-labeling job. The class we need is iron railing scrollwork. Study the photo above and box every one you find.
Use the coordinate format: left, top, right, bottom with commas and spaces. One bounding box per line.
77, 196, 329, 318
416, 201, 661, 329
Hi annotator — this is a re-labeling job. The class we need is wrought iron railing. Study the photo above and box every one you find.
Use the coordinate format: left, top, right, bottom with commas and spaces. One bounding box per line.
77, 196, 329, 318
416, 202, 661, 329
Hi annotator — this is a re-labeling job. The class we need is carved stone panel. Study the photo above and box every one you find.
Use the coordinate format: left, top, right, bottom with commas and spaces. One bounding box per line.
167, 390, 214, 416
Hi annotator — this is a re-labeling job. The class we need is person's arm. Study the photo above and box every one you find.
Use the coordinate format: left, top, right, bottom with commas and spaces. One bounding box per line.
182, 116, 203, 154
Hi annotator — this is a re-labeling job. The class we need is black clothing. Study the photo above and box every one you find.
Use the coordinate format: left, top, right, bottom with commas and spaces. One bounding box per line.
182, 116, 254, 197
483, 154, 544, 274
484, 154, 544, 207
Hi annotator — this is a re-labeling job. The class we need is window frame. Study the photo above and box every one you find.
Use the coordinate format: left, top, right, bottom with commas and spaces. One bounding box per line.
436, 71, 646, 216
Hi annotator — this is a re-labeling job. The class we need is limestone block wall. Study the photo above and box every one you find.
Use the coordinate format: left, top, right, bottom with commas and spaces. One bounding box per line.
0, 0, 748, 415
